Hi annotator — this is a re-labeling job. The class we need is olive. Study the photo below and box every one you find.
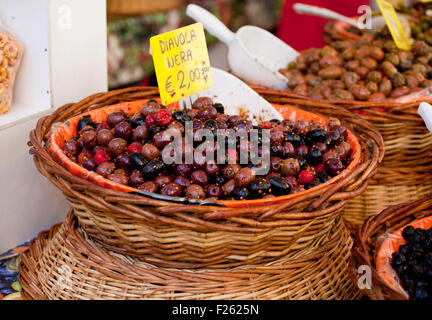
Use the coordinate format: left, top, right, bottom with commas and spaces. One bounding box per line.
390, 87, 410, 98
140, 100, 160, 116
113, 153, 130, 169
306, 129, 327, 145
133, 125, 149, 142
370, 47, 384, 61
148, 125, 163, 136
96, 161, 115, 178
325, 158, 344, 176
174, 163, 192, 176
63, 139, 79, 157
234, 168, 255, 187
351, 84, 371, 101
233, 119, 254, 134
131, 117, 146, 128
141, 159, 165, 180
366, 82, 378, 94
286, 154, 307, 169
270, 156, 282, 173
185, 184, 206, 200
307, 147, 322, 166
296, 144, 309, 157
139, 181, 157, 193
317, 172, 331, 183
192, 119, 203, 131
161, 183, 183, 197
366, 70, 382, 83
322, 150, 338, 163
232, 187, 250, 200
211, 175, 227, 186
203, 119, 218, 132
270, 128, 285, 144
207, 184, 223, 198
382, 61, 398, 77
174, 175, 191, 188
270, 144, 284, 157
81, 155, 96, 171
97, 129, 114, 146
107, 138, 127, 157
379, 77, 393, 96
213, 103, 224, 113
267, 176, 291, 195
282, 142, 295, 155
130, 171, 144, 187
281, 158, 300, 176
390, 72, 406, 88
190, 170, 209, 186
167, 121, 185, 135
314, 142, 327, 153
107, 110, 127, 128
141, 143, 160, 161
172, 110, 191, 124
361, 57, 378, 70
222, 164, 241, 179
192, 97, 213, 109
77, 115, 94, 132
197, 106, 217, 121
128, 152, 148, 171
153, 175, 172, 189
222, 179, 236, 196
81, 129, 97, 148
108, 173, 129, 185
249, 178, 271, 196
334, 142, 352, 160
205, 161, 220, 176
293, 120, 310, 135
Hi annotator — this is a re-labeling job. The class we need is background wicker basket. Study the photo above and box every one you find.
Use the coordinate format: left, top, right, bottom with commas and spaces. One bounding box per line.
28, 87, 383, 268
350, 196, 432, 300
19, 211, 361, 300
254, 87, 432, 230
107, 0, 186, 16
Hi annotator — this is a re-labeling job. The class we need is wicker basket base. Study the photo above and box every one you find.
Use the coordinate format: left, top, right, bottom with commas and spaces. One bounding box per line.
19, 212, 361, 300
342, 184, 432, 229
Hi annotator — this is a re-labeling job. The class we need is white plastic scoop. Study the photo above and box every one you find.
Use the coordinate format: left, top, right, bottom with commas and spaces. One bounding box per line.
189, 67, 283, 123
186, 4, 298, 90
418, 102, 432, 133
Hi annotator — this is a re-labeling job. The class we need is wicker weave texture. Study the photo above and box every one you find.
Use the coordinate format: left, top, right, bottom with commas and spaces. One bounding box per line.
19, 212, 361, 300
351, 196, 432, 300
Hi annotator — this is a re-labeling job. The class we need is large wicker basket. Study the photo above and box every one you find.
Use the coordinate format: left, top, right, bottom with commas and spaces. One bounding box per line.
19, 211, 361, 300
28, 87, 383, 268
254, 87, 432, 229
350, 196, 432, 300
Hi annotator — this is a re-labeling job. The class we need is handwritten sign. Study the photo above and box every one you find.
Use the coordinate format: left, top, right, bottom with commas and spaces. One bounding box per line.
377, 0, 411, 51
150, 23, 212, 105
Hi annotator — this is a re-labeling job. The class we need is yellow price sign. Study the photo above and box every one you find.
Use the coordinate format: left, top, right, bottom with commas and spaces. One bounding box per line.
150, 23, 213, 105
377, 0, 411, 51
421, 0, 432, 3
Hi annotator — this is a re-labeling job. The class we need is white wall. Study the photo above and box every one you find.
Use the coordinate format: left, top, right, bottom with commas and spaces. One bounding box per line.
0, 0, 107, 251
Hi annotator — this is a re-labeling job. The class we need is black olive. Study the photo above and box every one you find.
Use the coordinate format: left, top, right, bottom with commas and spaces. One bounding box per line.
141, 159, 166, 180
149, 125, 163, 136
212, 175, 227, 186
306, 129, 327, 145
77, 115, 94, 132
306, 147, 322, 166
172, 110, 191, 124
132, 117, 146, 128
305, 180, 321, 189
398, 244, 409, 255
232, 187, 250, 200
213, 103, 224, 114
129, 152, 148, 171
283, 131, 302, 146
392, 252, 407, 267
403, 226, 415, 241
271, 144, 283, 156
414, 288, 428, 300
270, 119, 281, 124
203, 119, 218, 132
250, 178, 271, 196
267, 176, 290, 195
317, 172, 330, 183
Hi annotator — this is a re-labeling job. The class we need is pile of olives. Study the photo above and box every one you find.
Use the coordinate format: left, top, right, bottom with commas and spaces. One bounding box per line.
392, 225, 432, 300
62, 97, 352, 201
281, 32, 432, 102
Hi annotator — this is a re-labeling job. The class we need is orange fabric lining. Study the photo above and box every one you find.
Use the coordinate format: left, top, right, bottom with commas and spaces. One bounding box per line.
376, 216, 432, 299
48, 99, 361, 207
